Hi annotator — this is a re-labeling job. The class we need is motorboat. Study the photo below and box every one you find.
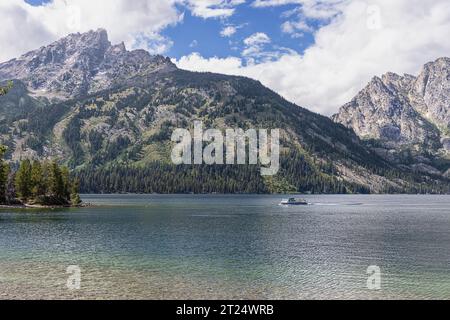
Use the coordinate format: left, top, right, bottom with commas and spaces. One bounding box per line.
279, 198, 308, 206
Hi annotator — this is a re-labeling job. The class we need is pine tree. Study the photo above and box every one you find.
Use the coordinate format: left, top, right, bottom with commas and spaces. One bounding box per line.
31, 161, 46, 198
61, 166, 71, 199
15, 159, 32, 201
70, 179, 82, 206
42, 161, 52, 195
0, 162, 10, 204
0, 146, 9, 204
49, 161, 65, 200
1, 154, 81, 206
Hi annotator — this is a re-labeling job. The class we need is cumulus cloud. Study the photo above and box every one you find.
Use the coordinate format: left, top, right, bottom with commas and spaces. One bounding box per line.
244, 32, 271, 46
265, 1, 344, 38
281, 20, 312, 37
253, 0, 345, 20
0, 0, 182, 62
185, 0, 245, 19
178, 0, 450, 115
252, 0, 298, 7
0, 1, 55, 63
175, 53, 244, 73
220, 26, 237, 37
241, 32, 282, 64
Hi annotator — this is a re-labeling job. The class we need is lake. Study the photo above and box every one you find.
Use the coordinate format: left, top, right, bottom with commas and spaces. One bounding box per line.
0, 194, 449, 300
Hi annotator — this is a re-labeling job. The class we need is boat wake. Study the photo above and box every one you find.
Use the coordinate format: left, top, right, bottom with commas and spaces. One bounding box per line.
310, 203, 364, 206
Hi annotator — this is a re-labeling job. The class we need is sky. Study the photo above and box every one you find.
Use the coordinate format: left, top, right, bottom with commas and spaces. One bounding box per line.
1, 0, 450, 115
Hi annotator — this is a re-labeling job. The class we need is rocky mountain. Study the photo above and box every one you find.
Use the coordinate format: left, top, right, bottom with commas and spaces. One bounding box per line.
333, 58, 450, 177
0, 29, 175, 100
0, 30, 448, 194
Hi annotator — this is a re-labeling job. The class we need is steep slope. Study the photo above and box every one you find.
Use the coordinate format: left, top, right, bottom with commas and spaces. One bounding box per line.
1, 30, 448, 193
333, 58, 450, 177
414, 58, 450, 131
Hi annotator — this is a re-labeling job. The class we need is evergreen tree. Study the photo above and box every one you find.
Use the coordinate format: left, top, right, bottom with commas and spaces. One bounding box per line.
50, 161, 65, 199
0, 146, 9, 203
0, 162, 10, 204
61, 166, 71, 199
15, 159, 32, 201
42, 161, 52, 194
30, 161, 46, 198
0, 154, 81, 206
70, 179, 82, 206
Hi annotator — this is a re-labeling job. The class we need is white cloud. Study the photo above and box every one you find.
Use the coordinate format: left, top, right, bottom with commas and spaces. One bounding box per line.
252, 0, 299, 7
0, 0, 183, 62
281, 20, 312, 36
242, 32, 279, 64
243, 32, 271, 46
252, 0, 345, 20
220, 26, 237, 37
175, 53, 244, 73
298, 0, 345, 20
185, 0, 245, 19
131, 33, 175, 55
258, 0, 344, 39
178, 0, 450, 116
220, 23, 249, 37
0, 1, 55, 63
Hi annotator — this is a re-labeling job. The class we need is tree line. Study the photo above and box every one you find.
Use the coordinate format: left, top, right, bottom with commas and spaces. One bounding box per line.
0, 146, 81, 206
75, 151, 367, 195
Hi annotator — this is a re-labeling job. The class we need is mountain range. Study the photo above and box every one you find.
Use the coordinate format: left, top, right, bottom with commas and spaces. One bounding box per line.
0, 29, 448, 194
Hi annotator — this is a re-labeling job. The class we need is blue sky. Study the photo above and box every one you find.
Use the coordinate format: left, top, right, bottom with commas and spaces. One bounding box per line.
163, 4, 316, 60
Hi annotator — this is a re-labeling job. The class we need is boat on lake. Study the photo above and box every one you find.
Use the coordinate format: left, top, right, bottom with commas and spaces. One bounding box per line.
279, 198, 308, 206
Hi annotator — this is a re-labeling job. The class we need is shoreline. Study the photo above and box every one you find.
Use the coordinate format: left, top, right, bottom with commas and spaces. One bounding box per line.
0, 203, 91, 209
80, 192, 450, 196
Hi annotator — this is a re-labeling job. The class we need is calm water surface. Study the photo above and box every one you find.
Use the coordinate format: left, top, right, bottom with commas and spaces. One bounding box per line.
0, 195, 449, 300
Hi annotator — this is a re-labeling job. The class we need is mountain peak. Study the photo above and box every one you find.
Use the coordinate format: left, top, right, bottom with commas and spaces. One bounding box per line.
0, 29, 176, 99
64, 28, 109, 41
427, 56, 450, 67
23, 28, 112, 64
333, 56, 450, 171
381, 72, 401, 82
68, 28, 110, 48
